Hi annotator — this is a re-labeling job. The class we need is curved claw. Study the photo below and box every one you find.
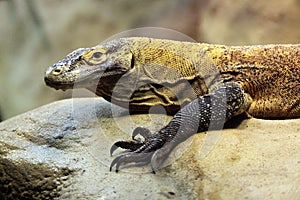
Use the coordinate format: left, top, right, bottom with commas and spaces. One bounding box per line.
109, 128, 172, 173
132, 127, 152, 140
110, 144, 120, 156
150, 151, 160, 173
110, 141, 144, 156
110, 155, 122, 172
110, 152, 154, 173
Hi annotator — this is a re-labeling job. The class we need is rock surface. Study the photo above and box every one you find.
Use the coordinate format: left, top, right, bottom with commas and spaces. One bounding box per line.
0, 98, 299, 199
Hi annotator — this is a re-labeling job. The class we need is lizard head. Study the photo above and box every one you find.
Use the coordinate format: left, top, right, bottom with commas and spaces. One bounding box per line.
44, 38, 133, 91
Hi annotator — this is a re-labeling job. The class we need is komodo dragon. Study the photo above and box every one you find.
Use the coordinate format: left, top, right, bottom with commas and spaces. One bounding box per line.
44, 37, 300, 172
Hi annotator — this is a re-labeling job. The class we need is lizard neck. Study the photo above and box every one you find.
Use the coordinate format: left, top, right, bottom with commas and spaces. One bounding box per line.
95, 42, 222, 113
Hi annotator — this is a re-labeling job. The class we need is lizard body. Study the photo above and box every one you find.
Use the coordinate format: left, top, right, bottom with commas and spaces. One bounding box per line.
44, 37, 300, 172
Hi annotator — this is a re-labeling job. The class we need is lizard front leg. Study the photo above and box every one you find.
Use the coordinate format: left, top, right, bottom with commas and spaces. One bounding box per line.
110, 82, 252, 173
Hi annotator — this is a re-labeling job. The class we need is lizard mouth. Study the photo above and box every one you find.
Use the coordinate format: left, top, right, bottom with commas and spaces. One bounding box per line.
44, 67, 127, 92
44, 77, 74, 91
44, 76, 101, 91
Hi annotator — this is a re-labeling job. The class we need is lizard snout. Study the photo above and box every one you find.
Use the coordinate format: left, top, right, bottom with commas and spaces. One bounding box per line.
44, 64, 74, 90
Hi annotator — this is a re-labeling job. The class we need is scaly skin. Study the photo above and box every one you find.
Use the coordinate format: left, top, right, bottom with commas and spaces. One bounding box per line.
44, 37, 300, 172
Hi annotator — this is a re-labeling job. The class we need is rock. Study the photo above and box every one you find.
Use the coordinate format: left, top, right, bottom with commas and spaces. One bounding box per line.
0, 98, 299, 199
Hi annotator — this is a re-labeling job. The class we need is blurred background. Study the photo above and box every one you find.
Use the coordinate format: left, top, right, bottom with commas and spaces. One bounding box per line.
1, 0, 300, 120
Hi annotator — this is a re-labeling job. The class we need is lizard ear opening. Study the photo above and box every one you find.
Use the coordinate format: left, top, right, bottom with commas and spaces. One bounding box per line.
130, 52, 135, 69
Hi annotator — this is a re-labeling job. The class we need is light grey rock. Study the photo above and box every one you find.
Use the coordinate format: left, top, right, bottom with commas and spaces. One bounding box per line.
0, 98, 299, 199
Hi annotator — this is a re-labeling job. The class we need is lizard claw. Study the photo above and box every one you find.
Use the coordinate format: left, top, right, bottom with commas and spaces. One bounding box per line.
110, 152, 153, 172
109, 143, 174, 173
132, 126, 152, 140
110, 144, 119, 156
109, 130, 173, 173
110, 141, 143, 156
110, 127, 151, 156
110, 127, 152, 156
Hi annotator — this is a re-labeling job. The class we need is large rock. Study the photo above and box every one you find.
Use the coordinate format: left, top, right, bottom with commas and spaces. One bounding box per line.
0, 98, 299, 199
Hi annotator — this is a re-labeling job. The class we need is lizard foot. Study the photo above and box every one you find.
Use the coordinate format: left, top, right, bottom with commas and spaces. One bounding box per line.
110, 127, 152, 156
110, 127, 173, 173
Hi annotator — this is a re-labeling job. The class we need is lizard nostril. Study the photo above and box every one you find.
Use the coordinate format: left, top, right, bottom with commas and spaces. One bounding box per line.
53, 67, 62, 75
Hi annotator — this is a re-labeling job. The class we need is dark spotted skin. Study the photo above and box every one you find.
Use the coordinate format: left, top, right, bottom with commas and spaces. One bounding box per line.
208, 44, 300, 118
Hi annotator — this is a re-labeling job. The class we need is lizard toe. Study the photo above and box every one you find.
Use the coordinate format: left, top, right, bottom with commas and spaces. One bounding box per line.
110, 130, 171, 172
150, 142, 174, 172
132, 126, 152, 140
110, 152, 153, 172
110, 140, 143, 156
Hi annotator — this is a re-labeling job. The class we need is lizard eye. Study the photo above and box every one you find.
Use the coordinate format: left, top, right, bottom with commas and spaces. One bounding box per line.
92, 52, 102, 59
82, 47, 107, 64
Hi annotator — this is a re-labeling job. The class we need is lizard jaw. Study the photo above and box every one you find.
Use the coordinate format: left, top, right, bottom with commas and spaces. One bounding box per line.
44, 77, 74, 91
44, 76, 100, 91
